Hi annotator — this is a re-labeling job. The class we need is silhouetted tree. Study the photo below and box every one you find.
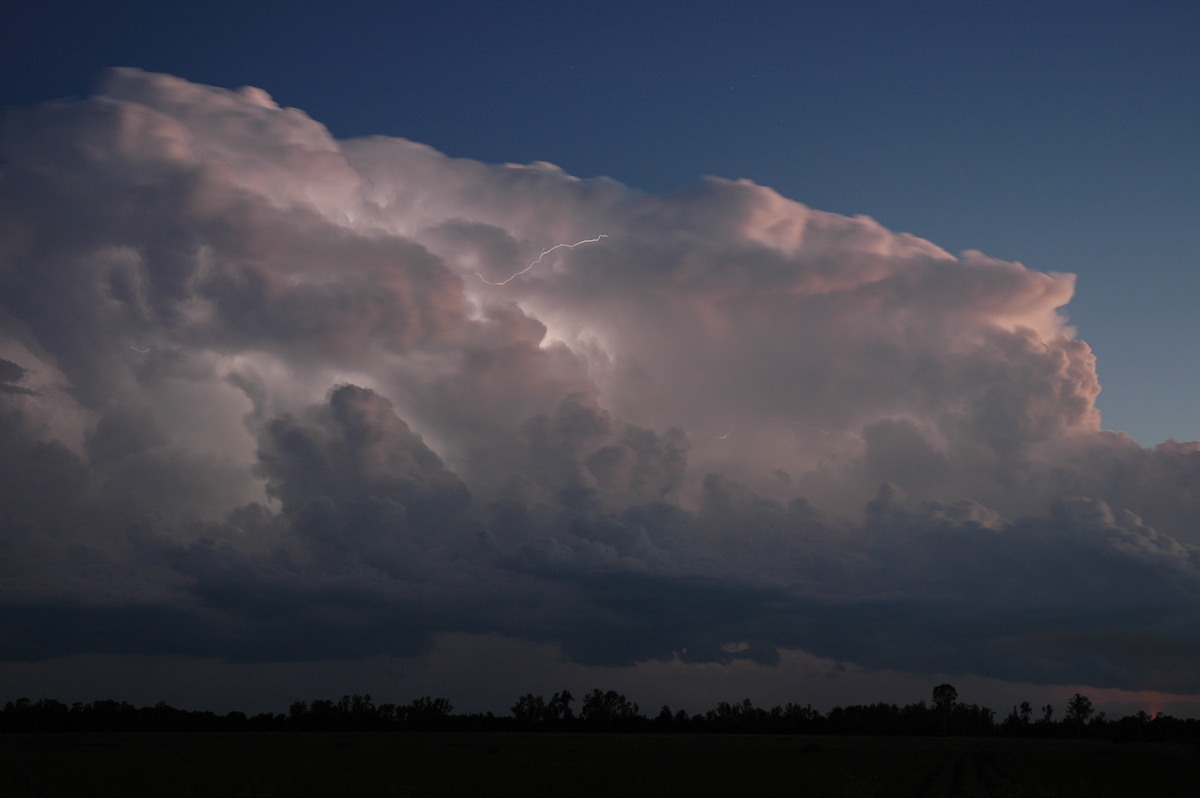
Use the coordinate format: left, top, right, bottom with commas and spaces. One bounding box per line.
952, 702, 995, 735
404, 696, 454, 730
350, 693, 375, 725
510, 691, 574, 728
932, 684, 957, 734
1066, 693, 1094, 735
704, 699, 770, 732
309, 699, 338, 729
511, 693, 548, 727
580, 689, 640, 729
288, 700, 309, 726
1003, 705, 1023, 733
932, 684, 958, 712
548, 690, 575, 724
6, 691, 1196, 740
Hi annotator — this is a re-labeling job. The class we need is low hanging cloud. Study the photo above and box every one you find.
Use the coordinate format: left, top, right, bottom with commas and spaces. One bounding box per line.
1, 70, 1198, 699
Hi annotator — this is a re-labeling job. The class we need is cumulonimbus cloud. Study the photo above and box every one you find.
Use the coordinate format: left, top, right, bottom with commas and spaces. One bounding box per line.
1, 70, 1197, 696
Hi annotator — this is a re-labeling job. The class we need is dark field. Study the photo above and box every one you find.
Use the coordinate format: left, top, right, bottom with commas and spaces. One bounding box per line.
3, 732, 1197, 797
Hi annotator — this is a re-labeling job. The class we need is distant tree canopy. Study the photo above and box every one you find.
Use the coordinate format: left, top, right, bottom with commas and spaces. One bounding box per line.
1067, 693, 1096, 733
511, 690, 574, 728
2, 688, 1196, 742
580, 689, 640, 728
932, 684, 958, 712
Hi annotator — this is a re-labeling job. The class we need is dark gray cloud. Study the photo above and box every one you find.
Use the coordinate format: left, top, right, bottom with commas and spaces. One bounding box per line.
2, 70, 1199, 707
0, 359, 37, 395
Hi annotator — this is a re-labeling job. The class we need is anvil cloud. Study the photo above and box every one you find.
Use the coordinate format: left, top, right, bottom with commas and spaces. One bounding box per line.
1, 70, 1198, 708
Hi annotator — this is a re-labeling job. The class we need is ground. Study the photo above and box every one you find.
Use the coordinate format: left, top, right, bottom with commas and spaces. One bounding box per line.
3, 732, 1197, 797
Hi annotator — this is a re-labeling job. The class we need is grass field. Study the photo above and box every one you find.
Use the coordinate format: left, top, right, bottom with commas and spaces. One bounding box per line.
3, 732, 1197, 797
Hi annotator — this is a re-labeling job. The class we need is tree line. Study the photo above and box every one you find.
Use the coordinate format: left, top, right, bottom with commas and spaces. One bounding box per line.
2, 684, 1196, 742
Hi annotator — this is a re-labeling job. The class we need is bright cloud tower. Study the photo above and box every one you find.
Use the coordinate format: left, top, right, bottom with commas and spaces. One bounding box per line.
1, 70, 1198, 713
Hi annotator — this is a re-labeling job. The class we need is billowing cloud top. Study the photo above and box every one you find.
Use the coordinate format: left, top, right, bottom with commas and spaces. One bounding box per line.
1, 70, 1197, 695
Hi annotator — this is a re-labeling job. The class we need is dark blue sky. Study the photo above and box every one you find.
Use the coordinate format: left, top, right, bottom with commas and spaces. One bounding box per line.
5, 0, 1198, 443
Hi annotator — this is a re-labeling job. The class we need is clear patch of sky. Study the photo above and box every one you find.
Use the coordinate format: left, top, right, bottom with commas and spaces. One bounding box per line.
5, 0, 1196, 443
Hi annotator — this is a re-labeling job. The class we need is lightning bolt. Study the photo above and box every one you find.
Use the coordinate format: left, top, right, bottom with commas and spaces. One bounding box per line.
689, 425, 733, 440
476, 235, 608, 286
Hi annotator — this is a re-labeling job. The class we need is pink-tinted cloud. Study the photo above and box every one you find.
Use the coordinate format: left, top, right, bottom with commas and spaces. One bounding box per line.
2, 71, 1198, 708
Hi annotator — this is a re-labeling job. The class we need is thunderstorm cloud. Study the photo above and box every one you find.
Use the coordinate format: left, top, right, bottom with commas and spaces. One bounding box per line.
2, 70, 1198, 703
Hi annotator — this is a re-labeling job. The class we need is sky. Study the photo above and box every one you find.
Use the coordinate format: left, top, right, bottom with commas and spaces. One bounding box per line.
1, 2, 1199, 718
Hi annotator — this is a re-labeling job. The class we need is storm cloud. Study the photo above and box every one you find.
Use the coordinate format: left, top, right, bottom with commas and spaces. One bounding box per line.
2, 70, 1197, 705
